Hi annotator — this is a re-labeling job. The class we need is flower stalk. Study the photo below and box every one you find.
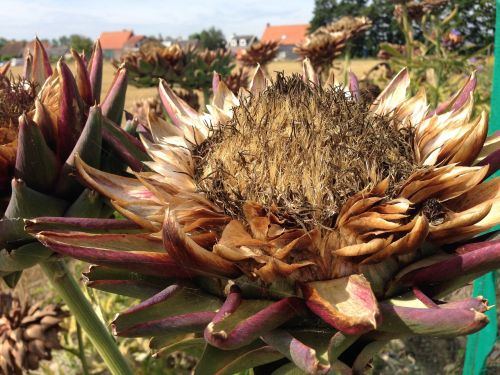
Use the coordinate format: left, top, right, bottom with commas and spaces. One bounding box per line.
77, 323, 91, 375
400, 2, 414, 63
40, 258, 133, 375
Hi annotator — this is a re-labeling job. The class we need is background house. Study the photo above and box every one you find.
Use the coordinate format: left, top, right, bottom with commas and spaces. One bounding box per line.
162, 36, 199, 49
0, 39, 66, 66
261, 23, 308, 60
227, 34, 257, 55
123, 35, 146, 53
46, 45, 70, 59
99, 30, 145, 59
0, 41, 25, 65
0, 41, 26, 59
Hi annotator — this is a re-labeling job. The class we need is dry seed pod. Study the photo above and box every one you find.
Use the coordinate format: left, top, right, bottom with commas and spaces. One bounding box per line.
294, 16, 372, 71
0, 293, 68, 375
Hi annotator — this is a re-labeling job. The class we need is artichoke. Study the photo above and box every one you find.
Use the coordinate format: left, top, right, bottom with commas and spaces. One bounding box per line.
394, 0, 449, 22
121, 44, 235, 96
238, 41, 279, 68
0, 37, 147, 287
183, 48, 235, 94
294, 16, 372, 72
31, 62, 499, 374
120, 44, 191, 88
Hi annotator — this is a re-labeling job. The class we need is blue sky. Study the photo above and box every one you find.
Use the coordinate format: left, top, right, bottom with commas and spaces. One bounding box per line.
0, 0, 314, 40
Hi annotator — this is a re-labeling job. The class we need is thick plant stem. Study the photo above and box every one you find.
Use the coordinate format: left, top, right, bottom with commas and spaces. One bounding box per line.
41, 258, 133, 375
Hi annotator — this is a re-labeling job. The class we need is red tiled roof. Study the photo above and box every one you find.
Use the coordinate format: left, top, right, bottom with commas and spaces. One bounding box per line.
0, 41, 26, 57
261, 24, 309, 45
124, 35, 145, 47
99, 30, 134, 50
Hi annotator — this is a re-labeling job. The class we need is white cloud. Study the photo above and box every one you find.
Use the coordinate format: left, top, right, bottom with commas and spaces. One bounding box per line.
0, 0, 313, 40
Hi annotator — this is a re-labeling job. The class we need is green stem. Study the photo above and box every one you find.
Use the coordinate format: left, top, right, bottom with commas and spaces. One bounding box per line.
202, 88, 211, 108
41, 259, 133, 375
61, 346, 81, 357
77, 323, 90, 375
401, 3, 414, 65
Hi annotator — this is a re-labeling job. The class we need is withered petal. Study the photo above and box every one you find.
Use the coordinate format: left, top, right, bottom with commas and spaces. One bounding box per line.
303, 274, 380, 335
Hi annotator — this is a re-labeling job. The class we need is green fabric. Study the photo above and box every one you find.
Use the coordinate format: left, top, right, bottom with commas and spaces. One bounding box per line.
463, 2, 499, 374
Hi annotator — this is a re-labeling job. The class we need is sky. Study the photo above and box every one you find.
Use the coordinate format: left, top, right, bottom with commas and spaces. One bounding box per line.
0, 0, 314, 41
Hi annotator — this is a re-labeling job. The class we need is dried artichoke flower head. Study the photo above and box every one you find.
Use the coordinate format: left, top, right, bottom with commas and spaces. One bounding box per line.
197, 73, 417, 230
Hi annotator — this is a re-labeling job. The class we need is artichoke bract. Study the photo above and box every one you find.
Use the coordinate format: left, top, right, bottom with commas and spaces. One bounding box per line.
238, 40, 279, 68
32, 61, 500, 374
0, 38, 147, 287
120, 44, 191, 88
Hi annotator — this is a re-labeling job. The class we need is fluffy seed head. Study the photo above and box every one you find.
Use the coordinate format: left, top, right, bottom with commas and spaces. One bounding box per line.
196, 74, 417, 228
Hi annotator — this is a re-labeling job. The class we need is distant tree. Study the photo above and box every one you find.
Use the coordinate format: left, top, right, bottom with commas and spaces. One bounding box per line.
309, 0, 371, 57
0, 38, 7, 50
309, 0, 494, 57
53, 34, 91, 53
57, 35, 70, 47
189, 27, 226, 50
451, 0, 495, 50
310, 0, 367, 32
139, 37, 164, 53
361, 0, 404, 55
68, 34, 93, 55
309, 0, 419, 57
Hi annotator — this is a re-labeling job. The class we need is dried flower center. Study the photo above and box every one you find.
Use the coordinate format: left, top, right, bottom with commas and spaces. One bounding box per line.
195, 75, 417, 228
0, 75, 37, 135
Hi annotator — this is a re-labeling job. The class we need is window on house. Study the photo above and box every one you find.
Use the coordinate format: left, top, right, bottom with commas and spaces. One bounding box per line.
239, 39, 247, 47
230, 40, 237, 47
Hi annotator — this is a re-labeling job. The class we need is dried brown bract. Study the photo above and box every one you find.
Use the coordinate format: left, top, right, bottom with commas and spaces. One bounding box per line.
238, 41, 279, 67
197, 48, 232, 67
131, 96, 164, 124
222, 68, 251, 95
323, 15, 372, 36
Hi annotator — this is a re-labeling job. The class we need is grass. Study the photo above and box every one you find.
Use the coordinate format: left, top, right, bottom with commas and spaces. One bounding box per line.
9, 59, 380, 112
